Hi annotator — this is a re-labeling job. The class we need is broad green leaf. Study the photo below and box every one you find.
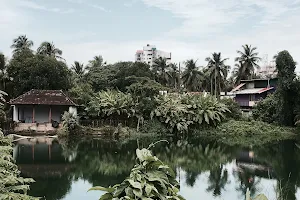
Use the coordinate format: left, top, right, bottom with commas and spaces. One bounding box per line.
133, 189, 143, 198
128, 180, 142, 190
99, 193, 113, 200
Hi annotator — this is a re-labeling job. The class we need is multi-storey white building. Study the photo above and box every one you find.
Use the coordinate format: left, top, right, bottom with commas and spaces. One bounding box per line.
135, 44, 172, 66
257, 61, 277, 78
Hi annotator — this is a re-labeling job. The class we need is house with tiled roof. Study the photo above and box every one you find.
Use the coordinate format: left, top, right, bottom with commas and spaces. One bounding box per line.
231, 78, 278, 109
9, 89, 77, 133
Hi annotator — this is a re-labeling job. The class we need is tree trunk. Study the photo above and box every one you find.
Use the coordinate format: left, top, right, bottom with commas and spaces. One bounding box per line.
214, 67, 217, 97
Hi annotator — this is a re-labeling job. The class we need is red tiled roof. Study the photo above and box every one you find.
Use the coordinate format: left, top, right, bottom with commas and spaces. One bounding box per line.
136, 50, 143, 53
231, 83, 245, 92
9, 90, 76, 106
234, 87, 274, 95
257, 87, 274, 94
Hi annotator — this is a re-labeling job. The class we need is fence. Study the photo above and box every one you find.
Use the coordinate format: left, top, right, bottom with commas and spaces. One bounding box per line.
79, 119, 137, 128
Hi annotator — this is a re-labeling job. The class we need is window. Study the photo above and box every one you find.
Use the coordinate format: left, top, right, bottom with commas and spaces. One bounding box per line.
249, 94, 255, 101
149, 57, 151, 59
148, 61, 151, 64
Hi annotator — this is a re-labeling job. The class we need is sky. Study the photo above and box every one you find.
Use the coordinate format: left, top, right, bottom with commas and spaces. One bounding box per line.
1, 0, 300, 71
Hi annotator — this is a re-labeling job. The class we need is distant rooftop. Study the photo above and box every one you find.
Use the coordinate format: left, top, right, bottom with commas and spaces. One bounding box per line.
240, 78, 278, 82
9, 89, 76, 106
234, 87, 274, 95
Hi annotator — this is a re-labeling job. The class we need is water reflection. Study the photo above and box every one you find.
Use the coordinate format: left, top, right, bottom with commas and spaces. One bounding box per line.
13, 137, 300, 200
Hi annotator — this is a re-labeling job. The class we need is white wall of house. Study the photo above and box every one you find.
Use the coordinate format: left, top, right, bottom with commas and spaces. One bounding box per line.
13, 105, 18, 122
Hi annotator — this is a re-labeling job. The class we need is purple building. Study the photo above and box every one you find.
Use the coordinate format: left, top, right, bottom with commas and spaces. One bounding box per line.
231, 78, 278, 109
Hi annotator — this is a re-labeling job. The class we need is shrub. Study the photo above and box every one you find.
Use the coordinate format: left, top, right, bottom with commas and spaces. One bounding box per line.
61, 111, 80, 131
220, 98, 242, 120
197, 120, 296, 146
0, 128, 36, 199
139, 119, 169, 136
87, 90, 138, 119
252, 94, 278, 124
89, 147, 185, 200
151, 94, 230, 133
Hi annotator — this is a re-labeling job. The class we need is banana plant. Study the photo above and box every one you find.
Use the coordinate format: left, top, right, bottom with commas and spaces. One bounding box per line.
151, 93, 230, 133
87, 90, 138, 119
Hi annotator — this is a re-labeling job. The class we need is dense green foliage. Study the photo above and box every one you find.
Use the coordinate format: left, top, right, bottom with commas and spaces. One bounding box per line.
87, 90, 138, 119
198, 120, 296, 146
90, 147, 185, 200
252, 51, 300, 127
62, 111, 80, 131
151, 94, 230, 132
7, 52, 71, 97
276, 51, 297, 126
220, 98, 242, 120
0, 90, 36, 199
252, 94, 277, 123
0, 133, 37, 200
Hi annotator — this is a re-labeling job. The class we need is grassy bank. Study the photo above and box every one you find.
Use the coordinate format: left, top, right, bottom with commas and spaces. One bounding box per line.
194, 120, 297, 146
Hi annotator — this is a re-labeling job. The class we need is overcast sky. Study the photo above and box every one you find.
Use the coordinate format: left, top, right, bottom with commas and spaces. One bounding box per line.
1, 0, 300, 71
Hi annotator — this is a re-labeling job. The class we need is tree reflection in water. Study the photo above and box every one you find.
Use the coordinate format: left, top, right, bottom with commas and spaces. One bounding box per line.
206, 164, 229, 196
234, 167, 261, 199
13, 136, 300, 200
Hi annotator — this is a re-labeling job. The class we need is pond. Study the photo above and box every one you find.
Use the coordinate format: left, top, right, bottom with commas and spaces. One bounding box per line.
13, 136, 300, 200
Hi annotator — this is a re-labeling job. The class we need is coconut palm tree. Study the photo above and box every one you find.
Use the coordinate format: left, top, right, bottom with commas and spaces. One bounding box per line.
71, 61, 86, 83
168, 63, 180, 90
87, 55, 106, 70
205, 53, 229, 98
182, 59, 203, 92
37, 41, 63, 60
235, 44, 261, 84
0, 53, 10, 92
152, 57, 171, 86
11, 35, 34, 54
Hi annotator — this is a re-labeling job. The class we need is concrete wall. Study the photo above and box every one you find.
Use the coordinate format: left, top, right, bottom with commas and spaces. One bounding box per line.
14, 123, 62, 133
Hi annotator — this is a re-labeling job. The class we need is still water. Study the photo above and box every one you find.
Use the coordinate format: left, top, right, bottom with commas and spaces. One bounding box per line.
13, 136, 300, 200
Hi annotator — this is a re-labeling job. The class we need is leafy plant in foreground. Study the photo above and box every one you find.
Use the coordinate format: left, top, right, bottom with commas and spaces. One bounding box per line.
0, 90, 37, 199
0, 134, 37, 200
89, 146, 185, 200
246, 189, 268, 200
